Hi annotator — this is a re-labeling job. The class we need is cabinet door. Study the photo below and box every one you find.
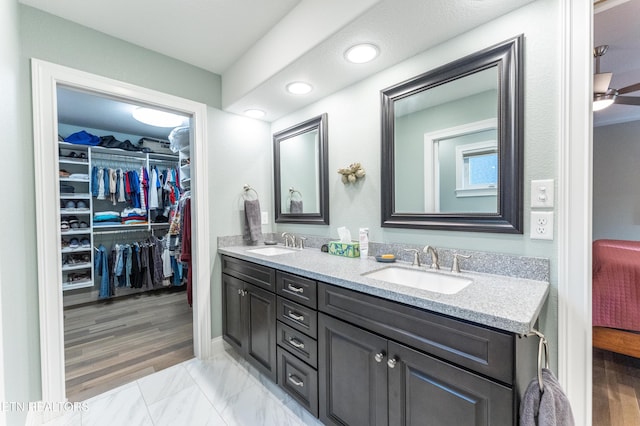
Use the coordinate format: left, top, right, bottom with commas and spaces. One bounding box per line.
222, 274, 245, 350
245, 283, 277, 382
319, 314, 388, 426
387, 341, 512, 426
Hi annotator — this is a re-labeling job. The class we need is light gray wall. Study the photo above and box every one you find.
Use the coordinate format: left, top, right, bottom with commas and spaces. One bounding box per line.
1, 1, 25, 424
593, 120, 640, 240
20, 6, 221, 108
208, 108, 272, 337
273, 0, 560, 367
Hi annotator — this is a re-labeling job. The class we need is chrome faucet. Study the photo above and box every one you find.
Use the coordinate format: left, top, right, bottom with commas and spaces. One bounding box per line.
296, 236, 307, 249
451, 253, 471, 273
423, 245, 440, 270
404, 249, 421, 267
282, 232, 295, 247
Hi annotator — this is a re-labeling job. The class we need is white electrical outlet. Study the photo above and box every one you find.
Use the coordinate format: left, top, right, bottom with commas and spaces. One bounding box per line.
261, 211, 268, 225
530, 211, 554, 240
531, 179, 554, 208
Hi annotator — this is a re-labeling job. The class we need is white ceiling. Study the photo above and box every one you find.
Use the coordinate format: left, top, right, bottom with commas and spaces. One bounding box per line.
594, 0, 640, 127
23, 0, 536, 133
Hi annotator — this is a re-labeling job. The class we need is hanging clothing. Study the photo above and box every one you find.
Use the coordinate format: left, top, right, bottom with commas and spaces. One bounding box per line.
95, 244, 111, 298
181, 197, 193, 306
117, 169, 126, 203
149, 168, 159, 209
97, 168, 106, 200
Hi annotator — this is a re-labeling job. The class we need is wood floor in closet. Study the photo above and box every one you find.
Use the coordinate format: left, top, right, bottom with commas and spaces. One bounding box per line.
64, 288, 193, 402
593, 348, 640, 425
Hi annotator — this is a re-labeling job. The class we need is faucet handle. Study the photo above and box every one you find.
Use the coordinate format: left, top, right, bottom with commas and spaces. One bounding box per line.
403, 249, 421, 267
297, 236, 307, 249
451, 254, 471, 273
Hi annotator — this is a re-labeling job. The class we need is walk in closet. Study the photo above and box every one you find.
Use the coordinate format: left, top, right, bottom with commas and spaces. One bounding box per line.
56, 86, 195, 401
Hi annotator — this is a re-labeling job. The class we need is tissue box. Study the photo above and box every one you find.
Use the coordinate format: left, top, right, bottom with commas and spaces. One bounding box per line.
328, 241, 360, 258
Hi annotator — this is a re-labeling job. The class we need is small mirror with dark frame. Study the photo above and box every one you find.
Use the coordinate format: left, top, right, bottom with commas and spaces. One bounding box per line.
274, 113, 329, 225
381, 35, 523, 233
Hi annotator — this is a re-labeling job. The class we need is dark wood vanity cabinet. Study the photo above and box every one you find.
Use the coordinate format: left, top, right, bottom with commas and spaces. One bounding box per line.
319, 313, 510, 426
221, 255, 535, 426
318, 283, 534, 426
222, 257, 277, 382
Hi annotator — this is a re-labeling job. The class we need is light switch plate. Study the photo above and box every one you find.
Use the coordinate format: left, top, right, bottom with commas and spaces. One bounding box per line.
261, 211, 269, 225
531, 179, 554, 208
530, 211, 554, 240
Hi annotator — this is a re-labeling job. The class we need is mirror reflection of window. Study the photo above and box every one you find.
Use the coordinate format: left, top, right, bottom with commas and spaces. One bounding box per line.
393, 67, 498, 214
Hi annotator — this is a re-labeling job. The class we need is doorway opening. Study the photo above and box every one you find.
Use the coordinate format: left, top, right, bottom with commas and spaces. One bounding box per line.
31, 59, 211, 406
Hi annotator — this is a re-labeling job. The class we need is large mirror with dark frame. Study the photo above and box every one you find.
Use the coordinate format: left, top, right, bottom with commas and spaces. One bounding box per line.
381, 35, 523, 233
274, 113, 329, 224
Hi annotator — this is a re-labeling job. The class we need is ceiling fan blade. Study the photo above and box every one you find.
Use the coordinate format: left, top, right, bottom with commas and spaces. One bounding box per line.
617, 82, 640, 95
615, 96, 640, 106
594, 73, 612, 94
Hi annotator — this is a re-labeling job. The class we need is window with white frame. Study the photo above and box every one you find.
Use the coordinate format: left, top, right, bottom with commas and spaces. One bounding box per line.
455, 140, 497, 197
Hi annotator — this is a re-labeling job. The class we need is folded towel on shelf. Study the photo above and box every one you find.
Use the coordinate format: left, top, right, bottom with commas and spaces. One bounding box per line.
290, 200, 303, 214
520, 368, 574, 426
243, 199, 263, 242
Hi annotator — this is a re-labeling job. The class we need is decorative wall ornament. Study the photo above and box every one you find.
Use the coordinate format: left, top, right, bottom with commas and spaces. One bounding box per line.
338, 162, 366, 184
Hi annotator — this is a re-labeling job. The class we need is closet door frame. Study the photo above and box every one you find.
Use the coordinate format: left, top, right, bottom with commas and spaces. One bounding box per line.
31, 58, 212, 406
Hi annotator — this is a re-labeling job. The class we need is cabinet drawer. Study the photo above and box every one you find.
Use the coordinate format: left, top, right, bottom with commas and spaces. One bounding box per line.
276, 271, 317, 309
277, 296, 317, 339
277, 321, 318, 368
277, 347, 318, 417
318, 283, 514, 385
222, 255, 275, 292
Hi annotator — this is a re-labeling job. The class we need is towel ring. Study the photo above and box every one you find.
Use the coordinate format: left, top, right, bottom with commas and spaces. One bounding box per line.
525, 329, 549, 393
289, 187, 302, 200
243, 184, 259, 200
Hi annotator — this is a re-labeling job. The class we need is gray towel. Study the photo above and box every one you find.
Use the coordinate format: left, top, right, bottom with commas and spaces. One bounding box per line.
243, 199, 263, 242
520, 368, 574, 426
290, 200, 303, 214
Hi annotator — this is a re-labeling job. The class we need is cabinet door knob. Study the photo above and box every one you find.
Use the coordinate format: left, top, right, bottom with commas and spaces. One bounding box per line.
387, 357, 398, 368
288, 374, 304, 387
237, 288, 242, 296
287, 283, 304, 293
374, 352, 385, 363
288, 311, 305, 322
288, 337, 305, 349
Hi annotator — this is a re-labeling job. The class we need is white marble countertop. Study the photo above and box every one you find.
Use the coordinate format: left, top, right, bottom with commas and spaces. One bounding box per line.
218, 245, 549, 335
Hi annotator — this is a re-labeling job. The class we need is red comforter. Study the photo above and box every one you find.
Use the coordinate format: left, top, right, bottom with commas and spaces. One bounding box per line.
593, 239, 640, 331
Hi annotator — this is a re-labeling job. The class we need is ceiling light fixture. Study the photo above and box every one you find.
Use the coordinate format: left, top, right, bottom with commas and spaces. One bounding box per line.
132, 107, 186, 127
245, 109, 266, 118
286, 81, 313, 95
593, 90, 617, 111
345, 43, 379, 64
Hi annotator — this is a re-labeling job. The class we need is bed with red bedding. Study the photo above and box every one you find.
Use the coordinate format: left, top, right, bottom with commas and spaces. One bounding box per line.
592, 239, 640, 357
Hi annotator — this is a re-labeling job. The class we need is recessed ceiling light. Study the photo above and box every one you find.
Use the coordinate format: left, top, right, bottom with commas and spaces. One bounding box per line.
286, 81, 313, 95
345, 43, 379, 64
245, 109, 266, 118
132, 107, 186, 127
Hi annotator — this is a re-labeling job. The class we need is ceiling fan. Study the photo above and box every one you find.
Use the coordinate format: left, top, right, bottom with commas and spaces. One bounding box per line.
594, 45, 640, 111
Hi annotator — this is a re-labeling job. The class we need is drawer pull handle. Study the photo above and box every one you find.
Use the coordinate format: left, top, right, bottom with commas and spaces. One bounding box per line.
288, 374, 304, 387
374, 352, 385, 363
387, 357, 398, 369
287, 283, 304, 293
288, 337, 305, 349
288, 311, 305, 322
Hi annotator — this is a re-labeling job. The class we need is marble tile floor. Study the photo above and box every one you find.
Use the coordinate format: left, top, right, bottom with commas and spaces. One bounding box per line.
43, 348, 323, 426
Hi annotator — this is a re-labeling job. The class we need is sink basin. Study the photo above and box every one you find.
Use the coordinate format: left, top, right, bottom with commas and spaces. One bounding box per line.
362, 266, 471, 295
247, 246, 297, 256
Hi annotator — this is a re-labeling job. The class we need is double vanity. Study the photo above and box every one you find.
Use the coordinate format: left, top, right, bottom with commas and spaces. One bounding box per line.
219, 243, 548, 426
